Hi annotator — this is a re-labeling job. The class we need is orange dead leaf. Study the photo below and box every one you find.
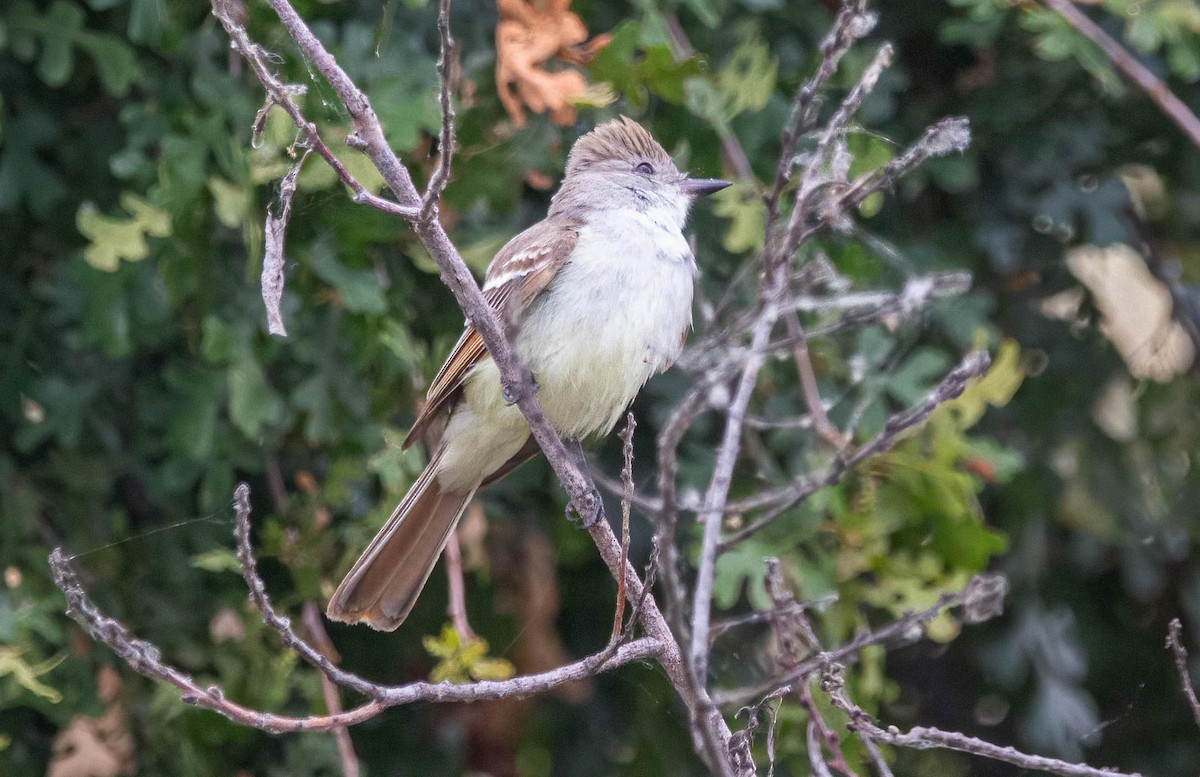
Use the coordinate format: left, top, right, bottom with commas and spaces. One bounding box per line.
295, 470, 316, 494
523, 169, 555, 190
961, 457, 997, 482
495, 0, 609, 126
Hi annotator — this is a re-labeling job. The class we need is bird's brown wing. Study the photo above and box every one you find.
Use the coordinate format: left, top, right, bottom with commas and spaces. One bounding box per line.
403, 217, 580, 448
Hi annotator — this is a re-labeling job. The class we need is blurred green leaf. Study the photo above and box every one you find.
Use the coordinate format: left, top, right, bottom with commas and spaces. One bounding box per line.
228, 356, 286, 439
76, 194, 171, 271
191, 548, 241, 574
711, 181, 765, 253
0, 647, 64, 704
308, 243, 387, 315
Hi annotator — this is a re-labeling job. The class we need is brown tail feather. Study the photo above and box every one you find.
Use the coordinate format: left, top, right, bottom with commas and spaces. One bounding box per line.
326, 457, 476, 631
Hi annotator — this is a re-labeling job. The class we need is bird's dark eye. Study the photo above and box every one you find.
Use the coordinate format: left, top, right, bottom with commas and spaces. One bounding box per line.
635, 162, 655, 175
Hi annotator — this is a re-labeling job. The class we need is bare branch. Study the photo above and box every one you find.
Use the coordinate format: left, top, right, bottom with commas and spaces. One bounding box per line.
720, 350, 990, 547
211, 0, 419, 221
444, 531, 476, 640
611, 413, 637, 643
1039, 0, 1200, 150
715, 573, 1009, 707
822, 664, 1145, 777
784, 312, 848, 448
49, 536, 664, 733
421, 0, 456, 218
690, 299, 781, 683
232, 484, 381, 699
778, 41, 893, 264
786, 114, 971, 256
768, 0, 877, 220
301, 602, 360, 777
801, 685, 858, 777
1166, 618, 1200, 731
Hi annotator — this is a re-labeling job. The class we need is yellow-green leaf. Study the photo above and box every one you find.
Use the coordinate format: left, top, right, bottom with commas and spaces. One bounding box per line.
711, 181, 765, 254
0, 647, 65, 703
208, 176, 250, 228
76, 193, 171, 271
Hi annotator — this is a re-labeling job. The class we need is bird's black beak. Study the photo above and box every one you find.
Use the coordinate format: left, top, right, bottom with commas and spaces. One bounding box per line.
682, 177, 732, 197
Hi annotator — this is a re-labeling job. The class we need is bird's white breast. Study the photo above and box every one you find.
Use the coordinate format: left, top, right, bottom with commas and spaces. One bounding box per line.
435, 206, 696, 491
519, 208, 697, 438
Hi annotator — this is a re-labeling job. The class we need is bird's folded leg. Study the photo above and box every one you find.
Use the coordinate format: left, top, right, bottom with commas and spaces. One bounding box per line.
563, 436, 605, 528
566, 488, 605, 528
502, 370, 539, 406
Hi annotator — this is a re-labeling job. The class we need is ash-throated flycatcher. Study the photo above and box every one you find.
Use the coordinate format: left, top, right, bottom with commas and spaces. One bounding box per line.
327, 117, 729, 630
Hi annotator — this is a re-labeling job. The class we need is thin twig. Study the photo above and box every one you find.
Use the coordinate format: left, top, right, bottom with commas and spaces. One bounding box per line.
302, 602, 360, 777
801, 685, 857, 777
1039, 0, 1200, 150
211, 0, 419, 221
778, 42, 894, 264
785, 313, 848, 448
767, 0, 876, 222
611, 413, 637, 643
822, 664, 1144, 777
714, 573, 1009, 707
49, 540, 664, 733
232, 485, 381, 699
1166, 618, 1200, 731
690, 299, 781, 682
720, 350, 990, 547
421, 0, 456, 217
858, 733, 896, 777
444, 531, 476, 640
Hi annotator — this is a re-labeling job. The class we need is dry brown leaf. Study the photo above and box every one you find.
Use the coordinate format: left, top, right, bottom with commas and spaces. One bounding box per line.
1065, 243, 1194, 382
1091, 374, 1138, 442
47, 668, 135, 777
209, 607, 247, 643
495, 0, 609, 126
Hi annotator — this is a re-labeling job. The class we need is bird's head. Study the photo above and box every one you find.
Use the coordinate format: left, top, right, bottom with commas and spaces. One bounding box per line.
551, 117, 730, 226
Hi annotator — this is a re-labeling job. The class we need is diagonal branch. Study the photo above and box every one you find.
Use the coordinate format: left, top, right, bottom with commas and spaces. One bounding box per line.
212, 0, 419, 221
720, 349, 990, 547
690, 300, 781, 683
1039, 0, 1200, 150
714, 572, 1009, 708
767, 0, 876, 223
1166, 618, 1200, 731
48, 490, 665, 733
823, 663, 1145, 777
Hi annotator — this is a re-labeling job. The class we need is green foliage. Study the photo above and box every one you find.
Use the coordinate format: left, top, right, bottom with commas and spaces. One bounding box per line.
685, 27, 778, 132
590, 21, 704, 107
422, 624, 517, 683
5, 0, 1200, 774
76, 194, 172, 271
3, 0, 137, 95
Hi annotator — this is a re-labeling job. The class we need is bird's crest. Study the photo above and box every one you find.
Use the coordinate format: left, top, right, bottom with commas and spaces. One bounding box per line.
565, 116, 673, 177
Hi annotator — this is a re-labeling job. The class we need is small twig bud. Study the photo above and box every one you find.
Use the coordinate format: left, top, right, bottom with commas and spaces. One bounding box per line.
921, 116, 971, 158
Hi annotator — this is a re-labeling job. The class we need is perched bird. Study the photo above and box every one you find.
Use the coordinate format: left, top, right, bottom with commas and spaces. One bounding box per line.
327, 117, 730, 630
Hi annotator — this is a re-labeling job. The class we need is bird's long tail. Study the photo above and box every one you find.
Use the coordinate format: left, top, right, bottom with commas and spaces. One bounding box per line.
326, 453, 476, 631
